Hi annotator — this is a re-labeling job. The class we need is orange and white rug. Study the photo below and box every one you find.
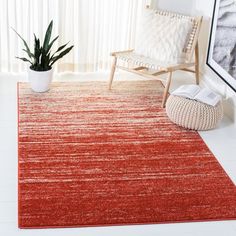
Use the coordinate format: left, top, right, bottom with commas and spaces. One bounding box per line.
18, 81, 236, 228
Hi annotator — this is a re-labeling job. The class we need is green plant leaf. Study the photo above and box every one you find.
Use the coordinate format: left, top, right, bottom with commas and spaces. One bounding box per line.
12, 28, 33, 59
50, 42, 69, 60
47, 35, 59, 53
33, 34, 41, 65
16, 57, 33, 64
49, 45, 74, 66
56, 42, 69, 53
43, 20, 53, 53
34, 33, 40, 50
22, 49, 35, 59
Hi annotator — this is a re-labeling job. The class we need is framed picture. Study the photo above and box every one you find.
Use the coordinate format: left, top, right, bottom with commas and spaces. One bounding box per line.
207, 0, 236, 92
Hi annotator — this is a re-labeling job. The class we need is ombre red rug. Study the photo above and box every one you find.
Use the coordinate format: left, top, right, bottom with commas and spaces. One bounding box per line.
18, 81, 236, 229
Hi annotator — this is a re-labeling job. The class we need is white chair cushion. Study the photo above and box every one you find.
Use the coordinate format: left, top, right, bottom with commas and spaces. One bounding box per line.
135, 9, 194, 64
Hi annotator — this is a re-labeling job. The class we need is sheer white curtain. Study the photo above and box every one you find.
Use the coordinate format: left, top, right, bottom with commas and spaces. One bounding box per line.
0, 0, 150, 73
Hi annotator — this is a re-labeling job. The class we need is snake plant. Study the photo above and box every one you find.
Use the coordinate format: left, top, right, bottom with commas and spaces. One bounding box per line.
13, 20, 74, 71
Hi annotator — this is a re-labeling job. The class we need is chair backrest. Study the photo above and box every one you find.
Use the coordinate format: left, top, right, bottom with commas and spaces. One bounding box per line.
155, 10, 203, 63
164, 11, 203, 61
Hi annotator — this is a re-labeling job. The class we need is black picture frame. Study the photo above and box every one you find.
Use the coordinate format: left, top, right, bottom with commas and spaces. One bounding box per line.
206, 0, 236, 93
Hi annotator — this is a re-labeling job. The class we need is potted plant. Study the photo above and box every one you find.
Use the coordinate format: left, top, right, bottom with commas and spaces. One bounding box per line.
13, 20, 73, 92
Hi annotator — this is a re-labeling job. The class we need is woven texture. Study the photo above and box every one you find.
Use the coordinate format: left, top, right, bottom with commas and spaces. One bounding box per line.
118, 10, 201, 68
116, 51, 170, 70
18, 81, 236, 229
135, 9, 194, 63
166, 95, 224, 131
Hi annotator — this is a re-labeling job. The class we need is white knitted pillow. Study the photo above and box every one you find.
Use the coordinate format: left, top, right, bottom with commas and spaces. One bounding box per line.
135, 10, 193, 63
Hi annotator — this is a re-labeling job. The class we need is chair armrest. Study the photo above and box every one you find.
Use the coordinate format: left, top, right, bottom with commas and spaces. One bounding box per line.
111, 49, 134, 57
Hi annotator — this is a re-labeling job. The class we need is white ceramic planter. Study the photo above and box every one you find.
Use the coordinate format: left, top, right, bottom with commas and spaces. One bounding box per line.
28, 68, 53, 93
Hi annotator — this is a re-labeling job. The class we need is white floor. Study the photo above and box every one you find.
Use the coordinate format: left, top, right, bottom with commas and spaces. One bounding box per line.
0, 71, 236, 236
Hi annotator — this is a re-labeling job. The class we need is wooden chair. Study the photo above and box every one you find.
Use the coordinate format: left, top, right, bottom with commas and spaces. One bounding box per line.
108, 9, 203, 107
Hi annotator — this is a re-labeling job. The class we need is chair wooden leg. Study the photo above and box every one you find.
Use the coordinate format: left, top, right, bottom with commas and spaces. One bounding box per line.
195, 43, 200, 85
109, 57, 117, 90
161, 72, 172, 108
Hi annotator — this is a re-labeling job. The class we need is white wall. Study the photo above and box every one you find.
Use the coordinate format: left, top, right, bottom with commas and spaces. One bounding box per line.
154, 0, 194, 14
154, 0, 236, 123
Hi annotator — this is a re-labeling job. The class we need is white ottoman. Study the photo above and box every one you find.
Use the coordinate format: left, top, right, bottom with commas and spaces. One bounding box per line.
166, 95, 223, 131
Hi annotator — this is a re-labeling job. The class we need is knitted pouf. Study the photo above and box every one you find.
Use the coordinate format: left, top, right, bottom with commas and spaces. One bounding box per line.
166, 95, 223, 131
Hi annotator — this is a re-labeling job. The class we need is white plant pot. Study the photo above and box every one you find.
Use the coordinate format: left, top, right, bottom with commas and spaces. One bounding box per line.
28, 68, 53, 93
